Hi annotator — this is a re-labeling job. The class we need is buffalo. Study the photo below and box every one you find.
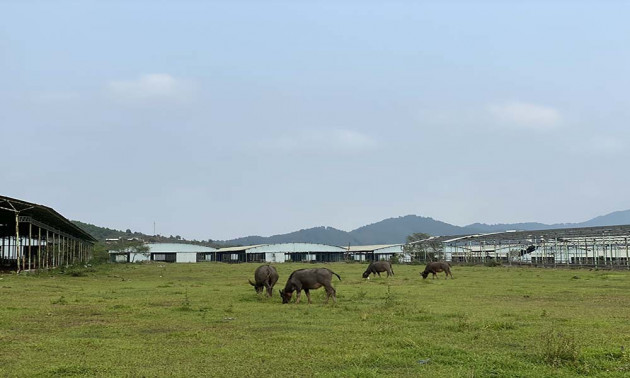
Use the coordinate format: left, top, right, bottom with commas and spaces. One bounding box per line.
279, 268, 341, 304
362, 260, 394, 278
249, 264, 279, 297
420, 261, 453, 279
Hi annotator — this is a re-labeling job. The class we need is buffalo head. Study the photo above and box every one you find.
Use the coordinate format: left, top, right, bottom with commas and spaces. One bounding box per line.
279, 289, 293, 304
249, 280, 263, 294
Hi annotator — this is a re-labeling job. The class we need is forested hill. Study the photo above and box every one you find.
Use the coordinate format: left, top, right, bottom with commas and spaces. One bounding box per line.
71, 220, 219, 247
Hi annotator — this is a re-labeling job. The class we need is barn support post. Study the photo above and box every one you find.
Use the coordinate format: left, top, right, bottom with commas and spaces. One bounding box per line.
585, 238, 589, 266
593, 238, 601, 266
625, 238, 629, 269
63, 236, 67, 266
28, 222, 32, 271
37, 227, 42, 270
15, 212, 22, 273
45, 229, 49, 269
63, 236, 67, 267
55, 234, 59, 267
54, 233, 58, 267
54, 232, 58, 268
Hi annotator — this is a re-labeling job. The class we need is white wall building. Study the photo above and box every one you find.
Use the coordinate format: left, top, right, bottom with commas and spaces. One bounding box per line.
109, 243, 217, 263
346, 244, 410, 262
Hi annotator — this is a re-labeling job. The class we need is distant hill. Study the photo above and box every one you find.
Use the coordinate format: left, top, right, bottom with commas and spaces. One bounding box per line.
466, 210, 630, 233
71, 220, 221, 248
577, 210, 630, 227
222, 226, 362, 247
348, 215, 474, 245
74, 209, 630, 247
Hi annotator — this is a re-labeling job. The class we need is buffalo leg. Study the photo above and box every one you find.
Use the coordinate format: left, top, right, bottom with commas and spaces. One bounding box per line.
295, 290, 301, 304
324, 286, 336, 303
305, 289, 312, 304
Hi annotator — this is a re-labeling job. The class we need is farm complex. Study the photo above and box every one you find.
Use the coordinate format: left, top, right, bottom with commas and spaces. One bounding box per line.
2, 194, 630, 271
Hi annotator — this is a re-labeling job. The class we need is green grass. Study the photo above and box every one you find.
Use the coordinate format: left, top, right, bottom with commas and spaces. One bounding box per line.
1, 263, 630, 377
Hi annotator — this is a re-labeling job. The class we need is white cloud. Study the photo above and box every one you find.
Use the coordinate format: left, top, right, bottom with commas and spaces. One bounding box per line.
106, 74, 194, 103
263, 129, 378, 154
488, 101, 562, 130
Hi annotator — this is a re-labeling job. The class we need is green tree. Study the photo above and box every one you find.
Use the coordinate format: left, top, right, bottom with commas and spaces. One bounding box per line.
108, 239, 150, 263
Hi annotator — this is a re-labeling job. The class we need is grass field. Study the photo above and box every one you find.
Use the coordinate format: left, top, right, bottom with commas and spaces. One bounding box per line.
1, 262, 630, 377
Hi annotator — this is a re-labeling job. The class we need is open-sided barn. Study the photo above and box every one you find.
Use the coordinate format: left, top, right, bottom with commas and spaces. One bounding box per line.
412, 225, 630, 268
0, 195, 96, 272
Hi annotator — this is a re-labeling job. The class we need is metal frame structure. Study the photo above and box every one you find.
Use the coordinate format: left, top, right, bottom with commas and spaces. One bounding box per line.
411, 225, 630, 268
0, 195, 96, 272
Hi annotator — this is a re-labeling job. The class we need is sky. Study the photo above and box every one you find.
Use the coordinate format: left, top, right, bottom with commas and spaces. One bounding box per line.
1, 1, 629, 240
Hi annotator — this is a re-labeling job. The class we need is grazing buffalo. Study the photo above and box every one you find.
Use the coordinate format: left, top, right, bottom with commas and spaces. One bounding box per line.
249, 265, 279, 297
279, 268, 341, 304
362, 260, 394, 278
420, 261, 453, 279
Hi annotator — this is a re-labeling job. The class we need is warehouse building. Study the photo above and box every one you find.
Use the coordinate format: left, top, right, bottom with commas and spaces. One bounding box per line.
109, 243, 217, 263
213, 243, 348, 263
346, 244, 410, 262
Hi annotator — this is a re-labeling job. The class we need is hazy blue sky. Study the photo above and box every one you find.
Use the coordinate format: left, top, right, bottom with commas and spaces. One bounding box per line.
2, 1, 629, 240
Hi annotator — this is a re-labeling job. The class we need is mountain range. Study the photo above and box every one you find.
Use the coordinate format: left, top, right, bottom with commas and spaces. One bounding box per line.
219, 210, 630, 246
74, 209, 630, 246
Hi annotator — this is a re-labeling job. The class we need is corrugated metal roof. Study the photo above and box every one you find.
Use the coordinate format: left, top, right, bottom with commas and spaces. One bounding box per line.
346, 244, 403, 252
0, 195, 96, 242
147, 243, 217, 253
214, 244, 269, 253
246, 243, 346, 253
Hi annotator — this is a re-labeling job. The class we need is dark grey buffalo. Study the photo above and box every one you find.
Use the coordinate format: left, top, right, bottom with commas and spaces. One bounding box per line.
249, 265, 279, 297
362, 260, 394, 278
279, 268, 341, 304
420, 261, 453, 279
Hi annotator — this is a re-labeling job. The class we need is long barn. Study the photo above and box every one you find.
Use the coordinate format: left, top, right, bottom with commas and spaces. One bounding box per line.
0, 195, 96, 272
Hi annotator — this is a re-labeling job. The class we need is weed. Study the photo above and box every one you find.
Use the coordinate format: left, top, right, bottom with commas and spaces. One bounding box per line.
51, 296, 67, 305
177, 288, 192, 311
354, 289, 367, 301
541, 331, 581, 366
540, 309, 549, 318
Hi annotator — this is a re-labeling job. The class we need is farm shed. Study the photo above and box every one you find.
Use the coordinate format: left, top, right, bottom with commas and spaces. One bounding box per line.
416, 225, 630, 268
109, 243, 217, 263
0, 195, 96, 272
346, 244, 410, 262
213, 243, 347, 263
